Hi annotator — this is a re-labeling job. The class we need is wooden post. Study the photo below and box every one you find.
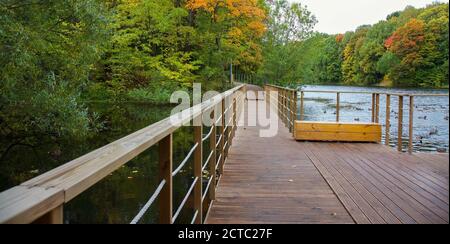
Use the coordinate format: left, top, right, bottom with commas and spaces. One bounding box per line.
210, 111, 216, 201
336, 93, 340, 122
232, 98, 237, 140
276, 88, 281, 119
376, 94, 380, 123
293, 90, 298, 138
282, 90, 286, 125
371, 93, 375, 123
33, 205, 64, 224
193, 114, 203, 224
385, 94, 391, 146
159, 134, 173, 224
219, 98, 225, 176
409, 96, 414, 154
398, 96, 404, 152
290, 90, 295, 133
285, 90, 288, 125
300, 91, 305, 121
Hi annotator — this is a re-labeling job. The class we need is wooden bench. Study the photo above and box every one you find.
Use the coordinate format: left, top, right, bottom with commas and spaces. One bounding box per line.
294, 121, 382, 143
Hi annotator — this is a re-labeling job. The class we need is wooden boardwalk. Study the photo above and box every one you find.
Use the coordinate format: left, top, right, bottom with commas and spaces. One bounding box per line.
206, 99, 449, 224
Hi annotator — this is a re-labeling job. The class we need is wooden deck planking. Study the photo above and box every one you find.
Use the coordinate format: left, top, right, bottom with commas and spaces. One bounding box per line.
206, 100, 354, 224
305, 142, 449, 224
206, 99, 449, 224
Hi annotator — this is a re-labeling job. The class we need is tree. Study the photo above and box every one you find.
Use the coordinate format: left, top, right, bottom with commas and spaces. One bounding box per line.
257, 0, 317, 85
386, 18, 429, 86
0, 0, 109, 158
102, 0, 200, 91
186, 0, 267, 83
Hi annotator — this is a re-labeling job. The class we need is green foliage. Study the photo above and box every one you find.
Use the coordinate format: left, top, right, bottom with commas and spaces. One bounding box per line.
0, 0, 108, 148
104, 0, 200, 90
126, 87, 175, 104
263, 2, 449, 88
257, 0, 317, 85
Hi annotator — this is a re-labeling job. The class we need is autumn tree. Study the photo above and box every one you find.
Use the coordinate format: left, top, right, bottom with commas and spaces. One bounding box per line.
186, 0, 267, 83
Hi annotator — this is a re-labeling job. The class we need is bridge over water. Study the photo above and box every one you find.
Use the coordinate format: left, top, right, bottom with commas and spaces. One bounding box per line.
0, 84, 448, 224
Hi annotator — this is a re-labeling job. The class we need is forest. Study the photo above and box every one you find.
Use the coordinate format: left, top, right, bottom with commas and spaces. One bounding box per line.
0, 0, 449, 157
273, 2, 450, 88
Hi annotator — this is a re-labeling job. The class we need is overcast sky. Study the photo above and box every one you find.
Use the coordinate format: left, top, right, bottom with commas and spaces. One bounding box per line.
289, 0, 449, 34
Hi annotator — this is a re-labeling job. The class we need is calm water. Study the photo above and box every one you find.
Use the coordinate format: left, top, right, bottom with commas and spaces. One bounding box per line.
0, 85, 448, 224
300, 85, 449, 153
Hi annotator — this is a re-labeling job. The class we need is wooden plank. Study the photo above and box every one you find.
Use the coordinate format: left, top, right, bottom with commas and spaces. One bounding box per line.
0, 186, 64, 224
335, 144, 434, 224
305, 143, 386, 224
296, 132, 381, 143
296, 122, 382, 133
295, 122, 382, 142
345, 144, 448, 223
317, 144, 402, 224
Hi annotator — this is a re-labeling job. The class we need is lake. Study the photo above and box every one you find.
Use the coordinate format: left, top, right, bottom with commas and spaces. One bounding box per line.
0, 85, 448, 223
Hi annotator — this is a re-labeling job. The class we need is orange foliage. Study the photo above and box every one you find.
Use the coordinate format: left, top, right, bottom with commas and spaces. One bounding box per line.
186, 0, 267, 68
186, 0, 266, 37
335, 34, 344, 43
385, 19, 425, 57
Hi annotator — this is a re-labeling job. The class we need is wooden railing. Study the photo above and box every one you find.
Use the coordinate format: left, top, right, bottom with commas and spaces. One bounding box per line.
264, 85, 298, 137
297, 90, 449, 153
0, 85, 246, 224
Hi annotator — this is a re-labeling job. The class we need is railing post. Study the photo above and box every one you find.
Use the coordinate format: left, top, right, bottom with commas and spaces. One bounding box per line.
336, 92, 340, 122
398, 96, 404, 152
385, 94, 391, 146
276, 88, 281, 119
159, 134, 173, 224
409, 96, 414, 154
220, 98, 225, 175
210, 111, 216, 201
371, 93, 375, 123
281, 89, 285, 125
284, 90, 288, 125
300, 91, 304, 121
33, 205, 64, 224
293, 90, 298, 138
232, 97, 237, 142
376, 94, 380, 123
193, 114, 203, 224
290, 90, 295, 133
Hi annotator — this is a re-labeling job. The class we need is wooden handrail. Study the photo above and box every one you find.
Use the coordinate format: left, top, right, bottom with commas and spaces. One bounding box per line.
298, 89, 449, 97
0, 85, 246, 224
